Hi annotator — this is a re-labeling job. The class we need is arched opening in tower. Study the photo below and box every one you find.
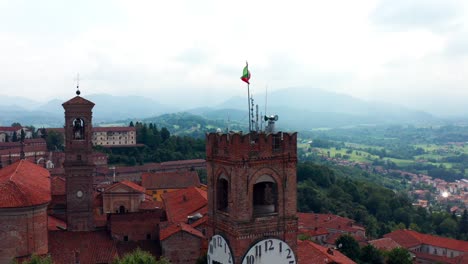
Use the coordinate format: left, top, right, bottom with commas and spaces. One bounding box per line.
253, 175, 277, 215
72, 118, 85, 140
217, 177, 229, 212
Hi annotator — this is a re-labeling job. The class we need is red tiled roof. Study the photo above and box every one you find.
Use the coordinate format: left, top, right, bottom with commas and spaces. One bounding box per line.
104, 180, 146, 193
160, 222, 205, 241
0, 126, 22, 132
368, 237, 401, 251
162, 187, 207, 223
191, 215, 208, 228
48, 215, 67, 231
298, 212, 365, 233
297, 240, 356, 264
62, 96, 95, 106
301, 227, 329, 237
120, 180, 146, 193
142, 170, 200, 189
51, 176, 66, 196
0, 160, 51, 208
384, 229, 468, 252
139, 200, 164, 210
93, 127, 136, 132
48, 230, 118, 264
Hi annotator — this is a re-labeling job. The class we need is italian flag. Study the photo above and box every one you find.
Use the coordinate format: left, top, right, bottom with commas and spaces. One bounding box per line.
241, 62, 251, 84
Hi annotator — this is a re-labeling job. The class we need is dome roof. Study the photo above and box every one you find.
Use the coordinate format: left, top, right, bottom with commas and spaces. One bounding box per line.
0, 160, 51, 208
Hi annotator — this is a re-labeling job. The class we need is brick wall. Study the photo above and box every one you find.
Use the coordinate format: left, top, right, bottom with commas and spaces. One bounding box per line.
0, 204, 48, 263
206, 132, 298, 264
161, 232, 203, 264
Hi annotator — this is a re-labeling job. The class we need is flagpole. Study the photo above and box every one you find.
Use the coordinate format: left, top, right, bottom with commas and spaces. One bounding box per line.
247, 83, 251, 132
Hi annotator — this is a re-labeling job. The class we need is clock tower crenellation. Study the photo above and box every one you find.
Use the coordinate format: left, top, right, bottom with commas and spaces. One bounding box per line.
206, 131, 298, 264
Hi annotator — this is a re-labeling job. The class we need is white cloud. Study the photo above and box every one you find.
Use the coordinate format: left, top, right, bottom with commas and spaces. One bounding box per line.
0, 0, 467, 115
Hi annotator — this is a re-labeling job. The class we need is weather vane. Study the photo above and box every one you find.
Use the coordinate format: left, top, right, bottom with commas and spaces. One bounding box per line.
75, 73, 81, 96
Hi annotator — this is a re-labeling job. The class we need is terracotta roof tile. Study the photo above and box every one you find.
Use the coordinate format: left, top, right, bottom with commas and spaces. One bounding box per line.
51, 176, 66, 196
297, 240, 356, 264
162, 187, 207, 223
160, 222, 205, 241
62, 96, 95, 106
49, 230, 118, 264
368, 237, 401, 251
298, 212, 365, 233
142, 170, 200, 189
48, 215, 67, 231
384, 229, 468, 252
139, 200, 164, 210
104, 180, 146, 193
0, 160, 51, 208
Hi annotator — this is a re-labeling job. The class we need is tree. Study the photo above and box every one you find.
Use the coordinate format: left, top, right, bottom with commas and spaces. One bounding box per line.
459, 210, 468, 235
113, 248, 170, 264
386, 247, 412, 264
45, 130, 64, 151
439, 218, 458, 237
129, 121, 134, 127
12, 131, 18, 142
11, 122, 21, 127
20, 129, 26, 141
335, 234, 361, 261
360, 244, 384, 264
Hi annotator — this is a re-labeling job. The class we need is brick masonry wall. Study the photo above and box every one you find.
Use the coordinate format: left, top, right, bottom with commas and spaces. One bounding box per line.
0, 204, 48, 263
206, 132, 298, 264
161, 232, 202, 264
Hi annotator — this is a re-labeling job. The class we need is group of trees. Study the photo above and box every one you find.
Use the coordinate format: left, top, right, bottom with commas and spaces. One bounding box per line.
297, 162, 468, 240
99, 122, 206, 166
334, 234, 412, 264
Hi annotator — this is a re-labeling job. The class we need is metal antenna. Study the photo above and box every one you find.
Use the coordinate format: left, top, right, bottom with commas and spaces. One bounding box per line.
255, 104, 259, 132
250, 97, 255, 131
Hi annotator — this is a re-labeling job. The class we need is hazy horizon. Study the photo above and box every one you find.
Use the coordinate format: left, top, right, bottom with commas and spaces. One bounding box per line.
1, 0, 468, 116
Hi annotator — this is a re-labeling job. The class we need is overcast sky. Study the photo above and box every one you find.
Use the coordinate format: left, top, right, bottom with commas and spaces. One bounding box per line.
1, 0, 467, 115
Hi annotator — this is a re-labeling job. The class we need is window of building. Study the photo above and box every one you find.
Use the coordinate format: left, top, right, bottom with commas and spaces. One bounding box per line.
253, 175, 277, 216
124, 236, 128, 242
146, 234, 151, 240
217, 177, 229, 211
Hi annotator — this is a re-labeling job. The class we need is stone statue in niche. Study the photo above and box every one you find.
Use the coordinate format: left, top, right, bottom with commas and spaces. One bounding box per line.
73, 118, 84, 140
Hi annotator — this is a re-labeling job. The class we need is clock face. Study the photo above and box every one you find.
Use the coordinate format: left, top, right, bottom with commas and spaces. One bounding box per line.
76, 190, 83, 198
207, 235, 234, 264
242, 238, 296, 264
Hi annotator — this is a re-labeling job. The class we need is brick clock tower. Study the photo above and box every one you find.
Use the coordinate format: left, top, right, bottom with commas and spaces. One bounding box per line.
206, 131, 298, 264
63, 91, 95, 231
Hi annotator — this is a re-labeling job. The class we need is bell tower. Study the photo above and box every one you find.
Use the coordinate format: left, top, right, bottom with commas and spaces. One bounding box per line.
62, 91, 95, 231
206, 131, 298, 264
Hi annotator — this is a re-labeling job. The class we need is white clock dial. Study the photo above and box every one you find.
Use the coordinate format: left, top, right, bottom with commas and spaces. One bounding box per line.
242, 238, 296, 264
76, 190, 83, 198
207, 235, 233, 264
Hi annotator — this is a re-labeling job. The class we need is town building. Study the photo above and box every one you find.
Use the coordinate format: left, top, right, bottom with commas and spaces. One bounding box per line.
142, 170, 201, 200
384, 229, 468, 263
0, 126, 33, 142
0, 160, 51, 263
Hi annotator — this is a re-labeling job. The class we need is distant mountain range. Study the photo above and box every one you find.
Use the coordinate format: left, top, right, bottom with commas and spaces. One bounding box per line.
0, 88, 449, 130
186, 87, 439, 130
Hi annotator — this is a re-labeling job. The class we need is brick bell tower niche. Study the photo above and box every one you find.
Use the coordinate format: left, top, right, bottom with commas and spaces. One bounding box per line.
206, 129, 298, 264
63, 88, 95, 231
